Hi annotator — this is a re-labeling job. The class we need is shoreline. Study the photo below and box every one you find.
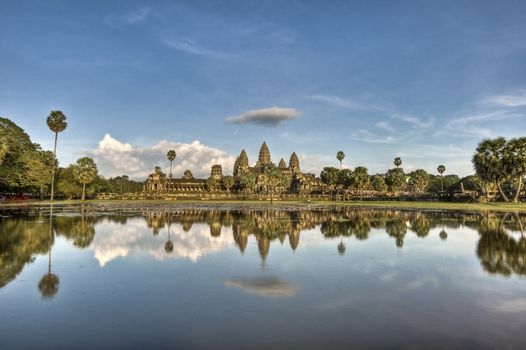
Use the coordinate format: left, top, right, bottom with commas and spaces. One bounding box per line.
1, 199, 525, 213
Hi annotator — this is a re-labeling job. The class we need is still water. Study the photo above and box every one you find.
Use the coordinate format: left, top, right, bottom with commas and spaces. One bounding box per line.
1, 204, 525, 349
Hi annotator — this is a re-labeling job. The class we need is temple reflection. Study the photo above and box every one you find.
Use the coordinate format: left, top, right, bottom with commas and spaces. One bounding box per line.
1, 206, 526, 291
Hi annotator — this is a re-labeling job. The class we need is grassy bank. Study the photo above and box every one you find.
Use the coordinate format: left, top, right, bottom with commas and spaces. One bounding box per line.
1, 199, 525, 212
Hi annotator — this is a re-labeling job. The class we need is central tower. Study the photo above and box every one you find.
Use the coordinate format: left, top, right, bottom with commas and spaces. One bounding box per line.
257, 141, 271, 167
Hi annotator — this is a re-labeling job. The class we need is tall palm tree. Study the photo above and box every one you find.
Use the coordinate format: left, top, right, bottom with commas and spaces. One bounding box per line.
46, 111, 67, 201
166, 150, 176, 191
437, 165, 446, 192
336, 151, 345, 169
394, 157, 402, 168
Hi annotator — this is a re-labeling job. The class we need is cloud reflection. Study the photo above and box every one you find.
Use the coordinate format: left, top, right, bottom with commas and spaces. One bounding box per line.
225, 277, 297, 298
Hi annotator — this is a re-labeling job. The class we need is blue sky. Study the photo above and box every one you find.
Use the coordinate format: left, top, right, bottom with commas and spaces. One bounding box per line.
1, 0, 526, 178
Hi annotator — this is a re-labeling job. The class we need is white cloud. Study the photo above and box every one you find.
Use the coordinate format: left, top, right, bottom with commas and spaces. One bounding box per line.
374, 120, 400, 134
161, 37, 225, 59
225, 107, 300, 127
104, 7, 150, 28
306, 94, 364, 110
391, 113, 434, 128
351, 129, 401, 144
90, 134, 235, 179
483, 90, 526, 107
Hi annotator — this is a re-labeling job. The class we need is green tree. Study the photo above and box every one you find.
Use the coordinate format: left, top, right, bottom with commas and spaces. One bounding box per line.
372, 175, 388, 193
222, 175, 234, 193
262, 164, 288, 203
320, 167, 341, 195
72, 157, 98, 200
410, 169, 430, 194
352, 166, 370, 200
336, 151, 345, 169
0, 117, 46, 192
56, 166, 82, 199
506, 137, 526, 202
46, 111, 67, 201
338, 168, 354, 188
166, 150, 176, 191
437, 165, 446, 192
385, 168, 406, 194
472, 137, 510, 201
240, 173, 256, 193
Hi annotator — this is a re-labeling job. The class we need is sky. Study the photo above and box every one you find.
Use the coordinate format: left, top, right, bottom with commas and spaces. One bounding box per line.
1, 0, 526, 179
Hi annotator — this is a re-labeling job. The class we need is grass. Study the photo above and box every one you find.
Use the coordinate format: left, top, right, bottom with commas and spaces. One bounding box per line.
1, 198, 525, 212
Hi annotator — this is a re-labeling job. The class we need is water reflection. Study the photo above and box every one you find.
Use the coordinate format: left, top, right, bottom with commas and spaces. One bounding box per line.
1, 206, 526, 291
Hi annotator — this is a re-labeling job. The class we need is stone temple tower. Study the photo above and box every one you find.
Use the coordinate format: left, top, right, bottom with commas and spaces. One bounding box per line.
234, 149, 250, 176
256, 142, 271, 167
289, 152, 300, 173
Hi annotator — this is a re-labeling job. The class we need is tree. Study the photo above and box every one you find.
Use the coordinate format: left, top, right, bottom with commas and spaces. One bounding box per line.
506, 137, 526, 202
320, 167, 341, 195
72, 157, 98, 200
46, 111, 67, 201
409, 169, 430, 194
262, 164, 288, 203
240, 173, 256, 193
166, 150, 176, 191
20, 147, 54, 199
56, 166, 83, 199
472, 137, 510, 201
336, 151, 345, 169
385, 168, 406, 194
222, 175, 234, 193
394, 157, 402, 168
437, 165, 446, 192
0, 117, 48, 192
352, 166, 370, 200
338, 169, 354, 188
372, 175, 388, 194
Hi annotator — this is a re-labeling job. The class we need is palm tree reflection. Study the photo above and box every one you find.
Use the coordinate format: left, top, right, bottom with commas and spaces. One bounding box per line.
38, 205, 59, 299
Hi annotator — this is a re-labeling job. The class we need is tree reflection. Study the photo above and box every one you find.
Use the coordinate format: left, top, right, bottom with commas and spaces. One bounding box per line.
2, 206, 526, 293
39, 205, 59, 299
476, 213, 526, 276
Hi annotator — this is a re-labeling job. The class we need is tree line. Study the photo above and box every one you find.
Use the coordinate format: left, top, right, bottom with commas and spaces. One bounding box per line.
0, 114, 142, 200
1, 113, 524, 202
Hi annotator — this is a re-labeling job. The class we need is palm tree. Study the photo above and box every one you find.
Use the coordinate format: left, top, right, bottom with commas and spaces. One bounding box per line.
46, 111, 67, 201
72, 157, 98, 200
437, 165, 446, 192
394, 157, 402, 168
166, 150, 176, 191
336, 151, 345, 169
222, 175, 234, 193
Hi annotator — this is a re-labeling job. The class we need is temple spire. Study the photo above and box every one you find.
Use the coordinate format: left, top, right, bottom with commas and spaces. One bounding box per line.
278, 158, 286, 169
257, 142, 271, 166
289, 152, 300, 173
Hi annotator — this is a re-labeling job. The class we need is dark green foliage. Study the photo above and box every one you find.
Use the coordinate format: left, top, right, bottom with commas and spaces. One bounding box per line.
0, 117, 54, 193
409, 169, 430, 193
372, 175, 388, 193
385, 168, 406, 193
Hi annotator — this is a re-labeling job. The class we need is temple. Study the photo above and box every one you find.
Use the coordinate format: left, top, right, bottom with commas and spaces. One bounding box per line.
144, 142, 325, 195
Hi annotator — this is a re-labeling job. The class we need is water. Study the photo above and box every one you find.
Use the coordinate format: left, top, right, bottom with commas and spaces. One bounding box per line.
1, 204, 525, 349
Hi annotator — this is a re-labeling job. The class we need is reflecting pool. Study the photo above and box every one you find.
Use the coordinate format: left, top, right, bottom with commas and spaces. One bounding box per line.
1, 204, 526, 349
